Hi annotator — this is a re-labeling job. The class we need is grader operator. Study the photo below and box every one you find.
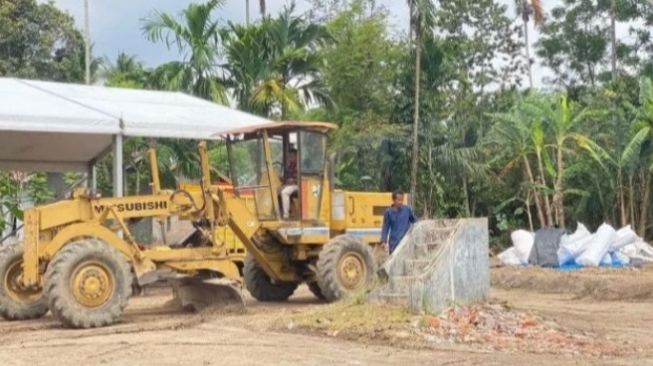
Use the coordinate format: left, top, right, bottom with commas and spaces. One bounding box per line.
0, 121, 390, 328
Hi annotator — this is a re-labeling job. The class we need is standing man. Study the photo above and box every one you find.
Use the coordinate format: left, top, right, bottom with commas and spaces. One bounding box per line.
281, 148, 298, 220
380, 190, 416, 254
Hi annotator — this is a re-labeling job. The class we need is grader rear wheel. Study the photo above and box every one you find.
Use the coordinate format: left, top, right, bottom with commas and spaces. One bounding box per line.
0, 245, 48, 320
316, 235, 376, 302
244, 254, 297, 302
45, 239, 133, 328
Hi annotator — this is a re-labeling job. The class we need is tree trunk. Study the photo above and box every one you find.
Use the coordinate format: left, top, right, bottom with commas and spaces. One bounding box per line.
409, 28, 422, 209
525, 190, 534, 232
610, 0, 617, 81
535, 149, 554, 226
259, 0, 266, 18
463, 177, 471, 217
552, 144, 565, 228
639, 172, 651, 238
618, 169, 627, 226
424, 143, 433, 217
523, 156, 545, 227
629, 173, 636, 229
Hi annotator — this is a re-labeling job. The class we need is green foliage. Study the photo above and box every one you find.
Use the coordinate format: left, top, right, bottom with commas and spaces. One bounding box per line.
222, 4, 330, 118
536, 0, 653, 89
0, 0, 87, 81
9, 0, 653, 245
142, 0, 227, 103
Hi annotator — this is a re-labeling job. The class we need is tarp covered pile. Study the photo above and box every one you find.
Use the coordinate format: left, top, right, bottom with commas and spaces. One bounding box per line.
499, 223, 653, 267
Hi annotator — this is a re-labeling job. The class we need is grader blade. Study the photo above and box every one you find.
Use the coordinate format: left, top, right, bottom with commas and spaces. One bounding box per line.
172, 278, 245, 312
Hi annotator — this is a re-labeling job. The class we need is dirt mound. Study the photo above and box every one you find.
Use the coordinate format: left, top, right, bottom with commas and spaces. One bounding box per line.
492, 265, 653, 301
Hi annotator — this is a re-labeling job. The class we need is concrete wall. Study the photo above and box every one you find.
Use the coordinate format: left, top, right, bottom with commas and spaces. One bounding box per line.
409, 218, 489, 314
371, 218, 489, 315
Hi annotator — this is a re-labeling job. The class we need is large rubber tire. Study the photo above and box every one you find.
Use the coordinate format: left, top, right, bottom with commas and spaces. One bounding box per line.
316, 235, 376, 302
45, 239, 133, 328
244, 254, 297, 302
307, 282, 326, 300
0, 244, 49, 320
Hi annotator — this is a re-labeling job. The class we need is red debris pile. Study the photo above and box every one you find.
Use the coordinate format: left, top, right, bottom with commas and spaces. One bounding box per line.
416, 303, 624, 356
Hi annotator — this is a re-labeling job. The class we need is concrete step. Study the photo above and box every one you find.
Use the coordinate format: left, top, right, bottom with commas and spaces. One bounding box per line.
422, 227, 456, 242
414, 241, 444, 258
377, 291, 409, 306
403, 259, 430, 275
388, 275, 417, 295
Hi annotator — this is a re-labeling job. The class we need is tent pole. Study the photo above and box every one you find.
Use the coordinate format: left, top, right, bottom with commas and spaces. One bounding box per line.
112, 134, 123, 197
87, 161, 97, 192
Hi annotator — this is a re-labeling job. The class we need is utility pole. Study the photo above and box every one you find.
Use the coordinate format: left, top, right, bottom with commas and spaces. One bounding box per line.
521, 1, 534, 89
84, 0, 91, 85
246, 0, 250, 25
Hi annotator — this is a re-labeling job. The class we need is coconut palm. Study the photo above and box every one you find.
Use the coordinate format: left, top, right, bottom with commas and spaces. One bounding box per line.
516, 0, 545, 88
101, 53, 148, 88
487, 99, 550, 228
142, 0, 227, 103
222, 5, 330, 118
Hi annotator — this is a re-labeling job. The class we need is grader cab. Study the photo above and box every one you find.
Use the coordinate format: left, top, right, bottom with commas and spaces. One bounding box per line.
0, 121, 391, 328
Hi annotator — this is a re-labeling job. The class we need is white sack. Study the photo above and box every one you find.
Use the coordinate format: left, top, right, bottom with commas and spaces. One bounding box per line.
560, 223, 591, 246
600, 252, 612, 266
575, 223, 617, 267
498, 247, 522, 266
558, 233, 595, 266
621, 241, 653, 262
511, 230, 534, 264
611, 225, 639, 251
612, 251, 630, 265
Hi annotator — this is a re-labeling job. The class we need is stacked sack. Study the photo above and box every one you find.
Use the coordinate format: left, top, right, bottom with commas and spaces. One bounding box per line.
497, 230, 534, 266
499, 223, 653, 267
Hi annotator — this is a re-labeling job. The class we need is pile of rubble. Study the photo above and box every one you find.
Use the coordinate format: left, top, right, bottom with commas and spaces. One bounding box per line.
415, 303, 623, 356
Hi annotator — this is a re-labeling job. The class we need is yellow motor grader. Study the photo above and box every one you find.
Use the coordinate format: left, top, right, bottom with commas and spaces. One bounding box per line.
0, 121, 390, 328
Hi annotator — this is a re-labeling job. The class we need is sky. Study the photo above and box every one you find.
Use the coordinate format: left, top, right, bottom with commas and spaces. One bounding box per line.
46, 0, 566, 87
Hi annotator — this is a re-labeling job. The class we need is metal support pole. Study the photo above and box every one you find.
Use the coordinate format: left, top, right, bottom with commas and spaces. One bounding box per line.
112, 134, 123, 197
87, 161, 97, 192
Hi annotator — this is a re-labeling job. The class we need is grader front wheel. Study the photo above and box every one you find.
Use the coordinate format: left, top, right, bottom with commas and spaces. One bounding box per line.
0, 245, 49, 320
45, 239, 133, 328
244, 254, 297, 302
316, 235, 376, 302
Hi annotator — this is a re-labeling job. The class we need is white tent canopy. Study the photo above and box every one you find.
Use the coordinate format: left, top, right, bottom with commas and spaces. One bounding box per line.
0, 78, 272, 195
0, 78, 271, 169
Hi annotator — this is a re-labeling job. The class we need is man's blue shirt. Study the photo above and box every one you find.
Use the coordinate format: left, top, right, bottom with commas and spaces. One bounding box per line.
380, 205, 416, 253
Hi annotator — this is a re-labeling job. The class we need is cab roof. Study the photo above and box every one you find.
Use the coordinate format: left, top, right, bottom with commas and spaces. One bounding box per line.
214, 121, 337, 137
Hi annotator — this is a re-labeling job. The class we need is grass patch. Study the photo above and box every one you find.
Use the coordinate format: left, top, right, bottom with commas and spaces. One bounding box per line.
281, 297, 413, 335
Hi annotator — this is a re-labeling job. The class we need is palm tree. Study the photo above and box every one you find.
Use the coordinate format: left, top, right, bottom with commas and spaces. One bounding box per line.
222, 6, 330, 118
531, 94, 606, 227
142, 0, 227, 103
621, 77, 653, 235
517, 0, 545, 88
406, 0, 436, 208
101, 53, 147, 88
487, 93, 606, 228
487, 100, 549, 227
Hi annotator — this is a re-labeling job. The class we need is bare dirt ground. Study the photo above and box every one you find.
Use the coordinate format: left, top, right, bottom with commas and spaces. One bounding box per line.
492, 263, 653, 300
1, 270, 653, 366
